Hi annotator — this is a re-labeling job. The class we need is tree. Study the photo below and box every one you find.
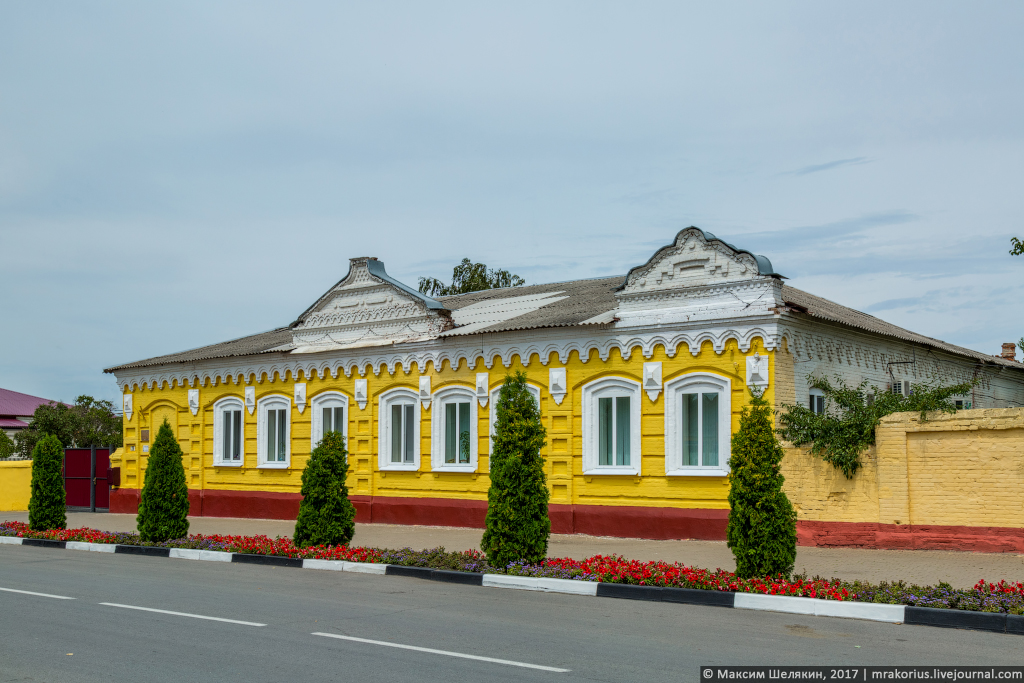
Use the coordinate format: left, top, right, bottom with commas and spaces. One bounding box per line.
418, 258, 526, 297
777, 377, 974, 479
28, 434, 66, 530
727, 389, 797, 579
0, 431, 16, 460
15, 395, 123, 458
136, 420, 190, 542
293, 431, 356, 548
481, 372, 550, 568
16, 401, 77, 457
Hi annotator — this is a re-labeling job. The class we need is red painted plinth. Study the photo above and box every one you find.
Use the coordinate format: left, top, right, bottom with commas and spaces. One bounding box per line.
797, 520, 1024, 552
106, 488, 1024, 550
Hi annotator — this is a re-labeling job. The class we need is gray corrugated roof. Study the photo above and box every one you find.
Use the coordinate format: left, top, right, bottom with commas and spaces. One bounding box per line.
104, 328, 293, 372
104, 277, 1021, 373
779, 286, 1022, 369
438, 276, 622, 335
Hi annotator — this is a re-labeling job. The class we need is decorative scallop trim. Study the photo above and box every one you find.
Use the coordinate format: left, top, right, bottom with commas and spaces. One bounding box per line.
113, 325, 780, 392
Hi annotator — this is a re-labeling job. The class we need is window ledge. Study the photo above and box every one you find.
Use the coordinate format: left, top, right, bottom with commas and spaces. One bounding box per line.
257, 462, 291, 470
666, 469, 729, 477
215, 461, 243, 468
378, 463, 420, 472
582, 466, 641, 477
432, 464, 478, 474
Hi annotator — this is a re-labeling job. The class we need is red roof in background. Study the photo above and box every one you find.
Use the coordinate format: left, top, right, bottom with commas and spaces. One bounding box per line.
0, 388, 60, 418
0, 417, 29, 428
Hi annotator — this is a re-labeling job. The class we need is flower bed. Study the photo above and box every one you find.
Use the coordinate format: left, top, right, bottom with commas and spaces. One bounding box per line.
3, 520, 1021, 614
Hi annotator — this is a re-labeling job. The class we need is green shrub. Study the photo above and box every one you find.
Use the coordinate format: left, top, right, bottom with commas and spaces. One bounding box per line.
137, 420, 190, 542
28, 434, 66, 530
294, 431, 356, 548
481, 371, 550, 568
727, 389, 797, 578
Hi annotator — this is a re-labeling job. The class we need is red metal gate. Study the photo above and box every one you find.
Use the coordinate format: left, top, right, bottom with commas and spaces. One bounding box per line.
64, 447, 112, 511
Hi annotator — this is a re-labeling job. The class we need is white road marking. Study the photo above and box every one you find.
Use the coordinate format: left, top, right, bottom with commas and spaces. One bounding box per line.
311, 632, 570, 673
0, 586, 76, 600
99, 602, 266, 626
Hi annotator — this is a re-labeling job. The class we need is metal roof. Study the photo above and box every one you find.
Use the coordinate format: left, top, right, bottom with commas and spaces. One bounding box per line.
104, 267, 1022, 374
0, 388, 62, 417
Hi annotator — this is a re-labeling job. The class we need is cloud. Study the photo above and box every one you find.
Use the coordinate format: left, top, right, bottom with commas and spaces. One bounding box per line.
786, 157, 871, 176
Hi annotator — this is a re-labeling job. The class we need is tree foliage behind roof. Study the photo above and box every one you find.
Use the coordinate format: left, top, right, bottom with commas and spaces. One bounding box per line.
777, 376, 974, 479
418, 258, 526, 297
15, 395, 123, 458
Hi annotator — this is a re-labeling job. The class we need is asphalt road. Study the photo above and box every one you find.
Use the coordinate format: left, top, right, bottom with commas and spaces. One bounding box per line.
0, 545, 1020, 683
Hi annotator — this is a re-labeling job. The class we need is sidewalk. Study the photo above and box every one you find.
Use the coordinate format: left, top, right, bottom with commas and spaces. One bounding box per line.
4, 511, 1022, 589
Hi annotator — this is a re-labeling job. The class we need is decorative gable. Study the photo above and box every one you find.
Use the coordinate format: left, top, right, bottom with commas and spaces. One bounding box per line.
613, 227, 785, 326
619, 227, 778, 294
290, 257, 451, 353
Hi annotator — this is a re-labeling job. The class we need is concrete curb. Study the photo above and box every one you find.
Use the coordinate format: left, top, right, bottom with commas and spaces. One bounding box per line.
3, 537, 1020, 634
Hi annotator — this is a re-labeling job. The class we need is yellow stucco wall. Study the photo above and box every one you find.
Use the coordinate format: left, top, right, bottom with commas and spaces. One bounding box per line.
112, 338, 775, 510
0, 460, 31, 512
782, 408, 1024, 529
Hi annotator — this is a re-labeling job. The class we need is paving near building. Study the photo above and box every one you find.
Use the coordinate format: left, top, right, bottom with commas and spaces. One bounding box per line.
5, 511, 1022, 589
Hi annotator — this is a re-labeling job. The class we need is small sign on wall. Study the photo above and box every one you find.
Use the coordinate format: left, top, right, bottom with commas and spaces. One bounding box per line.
140, 429, 150, 442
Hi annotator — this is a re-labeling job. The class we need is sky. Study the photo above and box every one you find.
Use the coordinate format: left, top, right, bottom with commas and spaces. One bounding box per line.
2, 2, 1023, 405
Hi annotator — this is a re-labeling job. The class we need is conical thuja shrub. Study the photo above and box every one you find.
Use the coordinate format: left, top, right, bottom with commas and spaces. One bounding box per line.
727, 389, 797, 578
29, 434, 67, 531
481, 371, 550, 568
294, 431, 356, 548
137, 420, 190, 542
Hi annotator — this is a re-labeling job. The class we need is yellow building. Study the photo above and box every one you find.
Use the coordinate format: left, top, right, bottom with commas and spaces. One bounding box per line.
104, 228, 1024, 540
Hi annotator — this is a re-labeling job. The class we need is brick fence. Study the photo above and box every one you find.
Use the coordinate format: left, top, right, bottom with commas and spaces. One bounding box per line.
782, 408, 1024, 551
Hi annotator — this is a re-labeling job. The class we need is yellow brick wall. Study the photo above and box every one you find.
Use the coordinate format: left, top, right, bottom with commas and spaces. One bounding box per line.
113, 337, 777, 510
0, 460, 32, 511
782, 407, 1024, 529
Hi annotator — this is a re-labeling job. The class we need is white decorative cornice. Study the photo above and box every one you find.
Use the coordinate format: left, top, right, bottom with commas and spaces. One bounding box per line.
643, 361, 662, 402
109, 322, 782, 392
549, 367, 567, 406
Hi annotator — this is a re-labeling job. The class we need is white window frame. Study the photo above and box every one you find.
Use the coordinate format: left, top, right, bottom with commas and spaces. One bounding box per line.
488, 383, 541, 457
431, 385, 478, 473
809, 387, 825, 415
310, 391, 349, 451
664, 372, 731, 477
582, 377, 641, 476
378, 388, 420, 472
257, 394, 291, 469
213, 397, 244, 467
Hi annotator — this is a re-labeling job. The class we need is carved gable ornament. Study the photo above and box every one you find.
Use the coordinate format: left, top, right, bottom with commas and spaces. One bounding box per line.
289, 257, 452, 353
619, 227, 780, 295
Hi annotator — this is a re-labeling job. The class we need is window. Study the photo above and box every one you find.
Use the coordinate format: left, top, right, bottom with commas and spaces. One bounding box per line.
257, 395, 290, 468
431, 386, 478, 472
582, 377, 641, 475
310, 392, 349, 450
213, 398, 244, 466
378, 388, 420, 471
809, 388, 825, 415
488, 383, 541, 460
664, 373, 731, 476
